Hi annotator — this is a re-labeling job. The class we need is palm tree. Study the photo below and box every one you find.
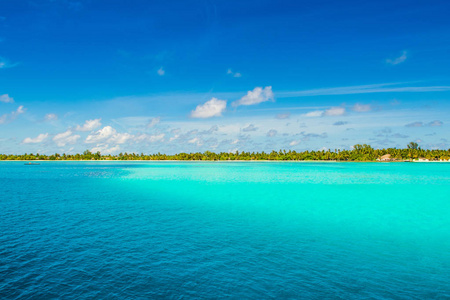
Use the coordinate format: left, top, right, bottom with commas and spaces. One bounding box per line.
407, 142, 419, 150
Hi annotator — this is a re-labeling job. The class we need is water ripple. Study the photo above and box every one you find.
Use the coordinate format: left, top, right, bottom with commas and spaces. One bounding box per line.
0, 162, 449, 298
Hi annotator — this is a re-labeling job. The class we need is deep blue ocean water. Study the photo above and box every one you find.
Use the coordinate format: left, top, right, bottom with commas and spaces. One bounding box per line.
1, 161, 449, 299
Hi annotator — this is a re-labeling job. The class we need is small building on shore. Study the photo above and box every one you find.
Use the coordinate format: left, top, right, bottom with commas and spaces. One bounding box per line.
377, 154, 393, 161
417, 157, 430, 162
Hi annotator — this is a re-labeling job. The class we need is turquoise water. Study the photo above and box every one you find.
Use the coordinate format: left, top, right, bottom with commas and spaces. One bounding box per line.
1, 162, 449, 299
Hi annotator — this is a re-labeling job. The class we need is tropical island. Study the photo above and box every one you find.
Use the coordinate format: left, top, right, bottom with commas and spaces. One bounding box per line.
1, 143, 449, 162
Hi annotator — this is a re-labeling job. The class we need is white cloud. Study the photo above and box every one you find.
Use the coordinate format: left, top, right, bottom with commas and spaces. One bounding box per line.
289, 140, 300, 146
352, 103, 371, 112
191, 98, 227, 118
85, 126, 115, 143
386, 51, 407, 65
304, 107, 345, 117
17, 105, 25, 113
324, 107, 345, 116
148, 133, 165, 142
169, 135, 180, 142
304, 110, 324, 117
85, 126, 133, 144
134, 134, 147, 143
0, 94, 13, 103
147, 117, 160, 128
232, 86, 274, 107
242, 124, 258, 132
157, 67, 165, 76
76, 119, 102, 131
113, 132, 133, 144
23, 133, 48, 144
53, 130, 80, 147
44, 113, 58, 121
188, 137, 203, 146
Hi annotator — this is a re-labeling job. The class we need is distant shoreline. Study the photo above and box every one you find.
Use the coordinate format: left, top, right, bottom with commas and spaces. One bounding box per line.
3, 145, 449, 162
4, 160, 449, 163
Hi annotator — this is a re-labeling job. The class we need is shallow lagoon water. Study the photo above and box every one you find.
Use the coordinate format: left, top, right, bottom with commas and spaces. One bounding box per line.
1, 162, 449, 298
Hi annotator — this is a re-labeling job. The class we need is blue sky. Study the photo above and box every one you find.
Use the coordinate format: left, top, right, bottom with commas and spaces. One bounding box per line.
1, 0, 449, 154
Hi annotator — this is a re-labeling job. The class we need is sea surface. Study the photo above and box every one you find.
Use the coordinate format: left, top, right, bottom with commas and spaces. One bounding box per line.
1, 161, 449, 299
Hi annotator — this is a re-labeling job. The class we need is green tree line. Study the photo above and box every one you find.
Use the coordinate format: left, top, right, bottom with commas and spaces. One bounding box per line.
1, 143, 449, 161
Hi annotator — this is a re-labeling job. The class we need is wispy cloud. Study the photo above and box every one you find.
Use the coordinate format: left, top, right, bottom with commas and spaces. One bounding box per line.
276, 113, 290, 119
227, 69, 242, 78
386, 51, 407, 65
405, 120, 443, 127
135, 133, 165, 143
405, 121, 423, 127
53, 130, 80, 147
0, 94, 14, 103
324, 107, 345, 116
0, 105, 25, 124
266, 129, 277, 137
277, 83, 450, 98
0, 56, 18, 69
191, 98, 227, 118
304, 110, 324, 117
188, 137, 203, 146
102, 83, 450, 115
147, 117, 160, 128
352, 103, 371, 112
23, 133, 48, 144
44, 113, 58, 121
428, 120, 443, 127
157, 67, 165, 76
333, 121, 348, 126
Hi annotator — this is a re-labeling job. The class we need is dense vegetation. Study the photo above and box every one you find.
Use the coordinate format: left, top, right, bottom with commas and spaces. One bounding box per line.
1, 143, 449, 161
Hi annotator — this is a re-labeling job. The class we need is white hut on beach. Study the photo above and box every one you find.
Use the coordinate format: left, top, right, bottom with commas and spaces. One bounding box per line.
377, 154, 392, 161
